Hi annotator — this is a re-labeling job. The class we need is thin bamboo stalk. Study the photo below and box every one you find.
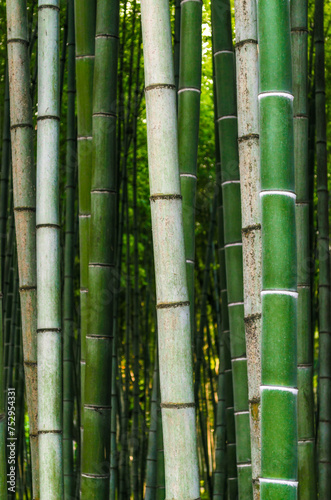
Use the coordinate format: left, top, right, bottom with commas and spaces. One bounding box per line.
81, 0, 119, 496
145, 353, 158, 500
156, 378, 165, 500
211, 0, 252, 495
0, 68, 10, 270
257, 0, 298, 496
6, 0, 39, 495
63, 0, 76, 497
0, 193, 6, 500
140, 0, 200, 496
178, 0, 202, 341
314, 0, 331, 494
37, 0, 63, 497
291, 0, 316, 497
233, 0, 261, 495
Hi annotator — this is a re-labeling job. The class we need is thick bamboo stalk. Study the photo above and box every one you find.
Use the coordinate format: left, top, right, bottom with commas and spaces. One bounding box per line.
81, 0, 119, 496
6, 0, 39, 496
291, 0, 316, 498
314, 0, 331, 495
140, 0, 200, 496
63, 0, 76, 497
233, 0, 261, 496
211, 0, 252, 496
37, 1, 63, 498
74, 0, 96, 442
257, 0, 298, 497
178, 0, 202, 341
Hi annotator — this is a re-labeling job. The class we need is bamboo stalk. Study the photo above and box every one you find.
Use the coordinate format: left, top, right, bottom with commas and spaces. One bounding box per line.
178, 0, 202, 344
74, 0, 96, 448
37, 1, 63, 497
291, 0, 316, 497
0, 68, 10, 271
6, 0, 39, 495
233, 0, 261, 495
63, 0, 76, 497
211, 0, 252, 495
145, 353, 158, 500
314, 0, 331, 495
0, 190, 6, 500
257, 0, 298, 496
140, 0, 200, 496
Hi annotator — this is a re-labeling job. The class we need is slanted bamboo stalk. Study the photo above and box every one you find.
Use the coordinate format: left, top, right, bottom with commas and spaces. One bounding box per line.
257, 0, 298, 496
178, 0, 202, 342
140, 0, 200, 496
6, 0, 39, 495
37, 0, 63, 497
314, 0, 331, 494
81, 0, 119, 496
291, 0, 316, 497
211, 0, 252, 495
63, 0, 76, 497
234, 0, 261, 495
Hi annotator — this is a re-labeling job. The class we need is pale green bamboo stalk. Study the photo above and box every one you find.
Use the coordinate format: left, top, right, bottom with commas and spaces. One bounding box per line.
233, 0, 261, 495
63, 1, 76, 497
257, 0, 298, 496
314, 0, 331, 495
291, 0, 316, 497
37, 1, 63, 498
6, 0, 39, 496
178, 0, 202, 342
141, 0, 200, 497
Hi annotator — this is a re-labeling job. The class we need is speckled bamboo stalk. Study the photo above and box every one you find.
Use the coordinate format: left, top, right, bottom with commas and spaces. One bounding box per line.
37, 1, 63, 498
140, 0, 200, 496
178, 0, 202, 340
63, 0, 76, 497
211, 0, 252, 496
74, 0, 96, 439
291, 0, 316, 497
81, 0, 119, 496
6, 0, 39, 496
234, 0, 261, 496
314, 0, 331, 495
257, 0, 298, 497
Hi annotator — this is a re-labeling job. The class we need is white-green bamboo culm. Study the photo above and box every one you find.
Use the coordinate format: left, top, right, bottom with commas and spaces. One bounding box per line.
37, 1, 63, 498
234, 0, 261, 495
140, 0, 200, 497
6, 0, 39, 496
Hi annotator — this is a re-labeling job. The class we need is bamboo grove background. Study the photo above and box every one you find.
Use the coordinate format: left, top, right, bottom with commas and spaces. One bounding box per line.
0, 0, 330, 498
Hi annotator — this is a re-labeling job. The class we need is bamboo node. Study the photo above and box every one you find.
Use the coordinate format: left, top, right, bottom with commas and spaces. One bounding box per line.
160, 402, 195, 409
150, 194, 182, 202
145, 84, 176, 92
156, 300, 190, 309
38, 4, 60, 11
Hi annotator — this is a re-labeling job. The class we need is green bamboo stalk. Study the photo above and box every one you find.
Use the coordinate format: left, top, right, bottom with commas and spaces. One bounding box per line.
37, 1, 63, 498
0, 200, 6, 500
145, 353, 158, 500
81, 0, 119, 495
74, 0, 96, 447
233, 0, 261, 495
0, 68, 10, 269
211, 0, 252, 495
178, 0, 201, 341
291, 0, 316, 497
141, 0, 200, 496
257, 0, 298, 497
156, 380, 165, 500
63, 0, 76, 497
6, 1, 39, 496
314, 0, 331, 495
174, 0, 181, 95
